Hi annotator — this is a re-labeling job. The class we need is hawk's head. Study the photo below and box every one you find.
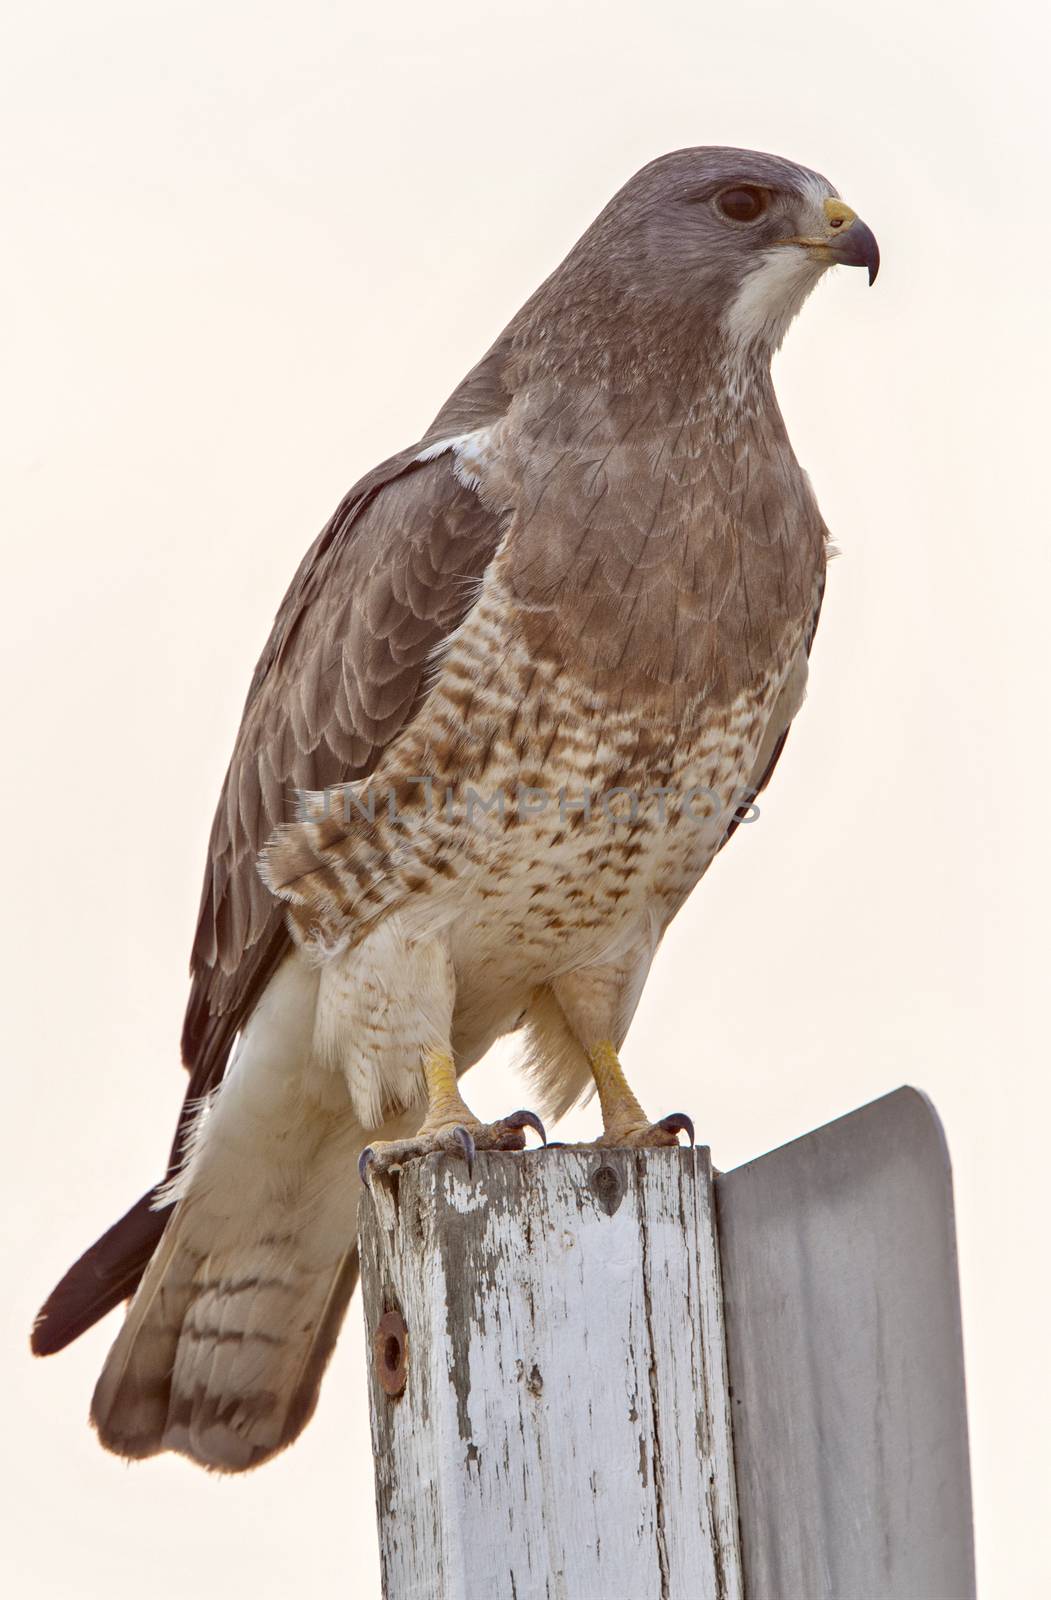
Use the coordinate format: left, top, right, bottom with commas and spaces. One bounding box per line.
637, 147, 877, 345
515, 146, 878, 385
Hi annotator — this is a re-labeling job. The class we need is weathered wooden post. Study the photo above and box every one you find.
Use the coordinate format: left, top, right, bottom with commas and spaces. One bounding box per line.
359, 1089, 975, 1600
359, 1146, 742, 1599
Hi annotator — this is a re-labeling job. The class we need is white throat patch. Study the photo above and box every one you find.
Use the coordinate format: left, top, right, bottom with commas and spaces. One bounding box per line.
721, 248, 825, 359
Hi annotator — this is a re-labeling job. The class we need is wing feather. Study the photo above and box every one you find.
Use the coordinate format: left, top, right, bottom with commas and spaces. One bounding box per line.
719, 568, 826, 849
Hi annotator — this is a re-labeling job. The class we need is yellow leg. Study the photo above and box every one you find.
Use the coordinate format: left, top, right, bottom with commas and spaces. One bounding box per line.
417, 1048, 476, 1134
588, 1039, 694, 1150
589, 1040, 649, 1140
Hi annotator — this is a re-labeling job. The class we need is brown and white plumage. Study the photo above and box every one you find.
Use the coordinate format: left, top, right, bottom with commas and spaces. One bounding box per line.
32, 147, 877, 1471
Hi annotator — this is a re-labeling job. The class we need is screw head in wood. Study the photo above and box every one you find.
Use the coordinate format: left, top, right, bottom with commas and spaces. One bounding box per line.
374, 1308, 408, 1397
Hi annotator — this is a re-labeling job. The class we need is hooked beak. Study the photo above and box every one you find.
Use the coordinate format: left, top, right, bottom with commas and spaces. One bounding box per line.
781, 197, 880, 285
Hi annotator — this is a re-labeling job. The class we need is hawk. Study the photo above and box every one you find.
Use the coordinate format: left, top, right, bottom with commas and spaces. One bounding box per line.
32, 147, 878, 1471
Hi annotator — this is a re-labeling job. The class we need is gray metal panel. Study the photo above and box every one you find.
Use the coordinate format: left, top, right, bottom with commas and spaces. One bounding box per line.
715, 1088, 975, 1600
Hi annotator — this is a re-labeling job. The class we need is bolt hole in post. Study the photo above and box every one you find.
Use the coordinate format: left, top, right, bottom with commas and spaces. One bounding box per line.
590, 1161, 623, 1216
374, 1309, 408, 1398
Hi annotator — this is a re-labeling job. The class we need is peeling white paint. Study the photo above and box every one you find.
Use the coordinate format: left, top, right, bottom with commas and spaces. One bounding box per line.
359, 1148, 743, 1600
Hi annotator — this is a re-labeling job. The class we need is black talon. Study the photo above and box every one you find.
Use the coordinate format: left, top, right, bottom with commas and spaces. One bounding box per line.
659, 1113, 695, 1147
505, 1109, 547, 1145
358, 1146, 377, 1183
452, 1125, 476, 1177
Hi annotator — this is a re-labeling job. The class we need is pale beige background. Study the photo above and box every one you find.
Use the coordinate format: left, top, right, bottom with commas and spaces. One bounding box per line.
3, 0, 1048, 1594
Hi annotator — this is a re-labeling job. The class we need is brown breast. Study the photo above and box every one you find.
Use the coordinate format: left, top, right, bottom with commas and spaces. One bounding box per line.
483, 376, 827, 720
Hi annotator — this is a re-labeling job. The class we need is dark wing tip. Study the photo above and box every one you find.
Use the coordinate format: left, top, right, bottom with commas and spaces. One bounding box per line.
30, 1190, 171, 1356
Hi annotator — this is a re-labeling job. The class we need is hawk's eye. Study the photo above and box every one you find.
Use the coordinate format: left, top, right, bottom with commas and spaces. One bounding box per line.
714, 186, 769, 224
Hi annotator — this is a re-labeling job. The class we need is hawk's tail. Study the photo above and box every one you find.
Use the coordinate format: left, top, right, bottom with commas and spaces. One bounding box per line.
88, 956, 413, 1473
90, 1184, 360, 1472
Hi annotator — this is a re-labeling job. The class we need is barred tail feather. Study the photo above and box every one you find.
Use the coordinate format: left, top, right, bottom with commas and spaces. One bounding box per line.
90, 1132, 362, 1472
90, 953, 417, 1472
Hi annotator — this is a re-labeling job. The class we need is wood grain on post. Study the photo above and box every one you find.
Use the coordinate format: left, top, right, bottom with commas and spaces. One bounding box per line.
359, 1146, 743, 1600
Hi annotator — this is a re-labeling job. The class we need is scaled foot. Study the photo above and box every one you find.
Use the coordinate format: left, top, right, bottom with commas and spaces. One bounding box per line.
359, 1108, 545, 1182
595, 1110, 695, 1150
